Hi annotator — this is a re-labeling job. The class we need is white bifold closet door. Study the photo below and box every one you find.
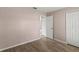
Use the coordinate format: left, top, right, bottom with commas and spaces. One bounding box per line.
66, 11, 79, 47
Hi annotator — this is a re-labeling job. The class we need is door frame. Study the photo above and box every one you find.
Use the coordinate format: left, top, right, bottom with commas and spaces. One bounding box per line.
40, 15, 47, 37
40, 15, 53, 39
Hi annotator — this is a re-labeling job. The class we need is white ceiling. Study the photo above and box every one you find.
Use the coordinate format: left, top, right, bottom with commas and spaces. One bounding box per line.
36, 7, 65, 13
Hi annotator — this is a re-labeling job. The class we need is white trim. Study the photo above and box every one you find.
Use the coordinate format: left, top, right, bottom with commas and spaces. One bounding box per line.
0, 38, 40, 51
54, 38, 67, 44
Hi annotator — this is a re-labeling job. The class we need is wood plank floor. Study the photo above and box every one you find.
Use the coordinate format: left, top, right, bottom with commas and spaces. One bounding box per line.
2, 37, 79, 52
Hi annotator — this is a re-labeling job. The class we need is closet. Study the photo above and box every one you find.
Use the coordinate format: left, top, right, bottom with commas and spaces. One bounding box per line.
66, 11, 79, 47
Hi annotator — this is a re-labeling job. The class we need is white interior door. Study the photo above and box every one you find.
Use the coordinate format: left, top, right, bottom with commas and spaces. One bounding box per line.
66, 11, 79, 47
46, 16, 53, 39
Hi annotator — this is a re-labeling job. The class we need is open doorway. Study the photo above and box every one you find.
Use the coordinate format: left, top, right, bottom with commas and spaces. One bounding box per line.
40, 16, 46, 37
40, 15, 53, 39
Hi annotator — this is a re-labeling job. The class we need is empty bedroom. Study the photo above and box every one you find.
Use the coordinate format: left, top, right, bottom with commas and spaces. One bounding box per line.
0, 7, 79, 52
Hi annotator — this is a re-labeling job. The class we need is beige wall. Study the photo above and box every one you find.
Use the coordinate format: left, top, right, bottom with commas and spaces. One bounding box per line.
0, 7, 79, 50
0, 7, 45, 50
53, 9, 66, 42
48, 7, 79, 42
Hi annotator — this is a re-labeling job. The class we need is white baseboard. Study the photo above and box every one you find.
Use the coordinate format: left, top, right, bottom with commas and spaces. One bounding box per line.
0, 38, 40, 51
54, 38, 67, 44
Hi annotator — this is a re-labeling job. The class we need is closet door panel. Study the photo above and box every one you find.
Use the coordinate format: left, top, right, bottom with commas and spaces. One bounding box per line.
66, 12, 79, 47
